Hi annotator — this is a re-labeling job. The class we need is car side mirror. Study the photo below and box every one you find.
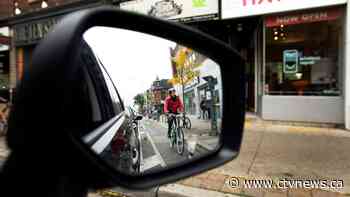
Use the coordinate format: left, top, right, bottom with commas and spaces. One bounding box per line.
6, 6, 245, 190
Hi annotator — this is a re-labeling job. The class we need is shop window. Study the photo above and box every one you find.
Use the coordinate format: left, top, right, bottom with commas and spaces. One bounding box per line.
0, 51, 9, 101
265, 12, 342, 96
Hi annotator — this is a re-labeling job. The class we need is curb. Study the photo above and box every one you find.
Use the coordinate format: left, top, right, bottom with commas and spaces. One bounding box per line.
196, 142, 209, 151
245, 115, 341, 129
159, 184, 242, 197
96, 187, 158, 197
244, 120, 350, 137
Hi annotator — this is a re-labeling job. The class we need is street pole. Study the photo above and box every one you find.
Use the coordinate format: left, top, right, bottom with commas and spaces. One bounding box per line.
181, 67, 186, 116
203, 76, 218, 136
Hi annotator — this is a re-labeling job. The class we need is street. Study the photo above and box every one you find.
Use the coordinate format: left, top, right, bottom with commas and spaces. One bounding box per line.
139, 118, 209, 173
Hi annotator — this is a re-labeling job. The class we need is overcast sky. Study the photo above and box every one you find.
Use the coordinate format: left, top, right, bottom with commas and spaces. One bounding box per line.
83, 26, 176, 107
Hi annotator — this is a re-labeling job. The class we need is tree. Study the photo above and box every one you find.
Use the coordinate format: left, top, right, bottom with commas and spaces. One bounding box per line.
169, 47, 201, 86
134, 93, 145, 112
169, 47, 202, 113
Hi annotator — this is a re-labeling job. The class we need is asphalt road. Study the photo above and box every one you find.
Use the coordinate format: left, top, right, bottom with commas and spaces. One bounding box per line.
139, 118, 207, 173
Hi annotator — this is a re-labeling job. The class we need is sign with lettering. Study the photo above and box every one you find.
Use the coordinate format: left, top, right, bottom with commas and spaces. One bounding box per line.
283, 50, 298, 74
222, 0, 346, 19
266, 8, 341, 27
120, 0, 218, 22
14, 17, 59, 46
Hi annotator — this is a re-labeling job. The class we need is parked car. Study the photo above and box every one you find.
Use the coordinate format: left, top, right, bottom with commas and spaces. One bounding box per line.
77, 40, 142, 175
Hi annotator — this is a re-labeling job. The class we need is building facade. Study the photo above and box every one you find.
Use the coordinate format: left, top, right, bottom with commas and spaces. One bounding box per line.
119, 0, 350, 128
170, 45, 222, 120
0, 0, 107, 103
221, 0, 347, 125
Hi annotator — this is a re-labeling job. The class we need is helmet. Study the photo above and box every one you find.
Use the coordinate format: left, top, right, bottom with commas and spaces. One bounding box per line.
168, 88, 175, 94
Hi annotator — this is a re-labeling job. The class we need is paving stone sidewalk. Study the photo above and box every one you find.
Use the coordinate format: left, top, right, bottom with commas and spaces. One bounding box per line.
176, 171, 347, 197
173, 117, 350, 197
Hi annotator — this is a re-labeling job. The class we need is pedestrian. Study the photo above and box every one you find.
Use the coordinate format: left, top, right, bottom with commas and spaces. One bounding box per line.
206, 99, 211, 119
200, 97, 207, 120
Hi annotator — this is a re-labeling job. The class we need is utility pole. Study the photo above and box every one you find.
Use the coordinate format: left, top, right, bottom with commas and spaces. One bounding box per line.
203, 76, 218, 136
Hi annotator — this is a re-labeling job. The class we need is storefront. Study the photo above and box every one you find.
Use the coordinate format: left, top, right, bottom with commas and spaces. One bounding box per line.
6, 0, 102, 85
0, 27, 10, 101
13, 16, 59, 81
222, 0, 347, 124
262, 7, 344, 123
184, 89, 196, 115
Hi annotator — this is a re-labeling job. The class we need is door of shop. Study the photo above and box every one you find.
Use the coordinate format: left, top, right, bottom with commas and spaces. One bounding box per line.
242, 39, 255, 112
233, 23, 258, 112
225, 17, 261, 113
255, 20, 264, 116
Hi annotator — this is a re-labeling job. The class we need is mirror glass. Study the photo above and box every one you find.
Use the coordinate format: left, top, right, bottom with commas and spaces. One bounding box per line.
78, 26, 222, 175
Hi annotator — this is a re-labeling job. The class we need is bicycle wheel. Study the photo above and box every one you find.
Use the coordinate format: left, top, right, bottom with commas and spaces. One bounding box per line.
169, 126, 176, 148
176, 127, 185, 155
130, 129, 141, 173
184, 117, 191, 129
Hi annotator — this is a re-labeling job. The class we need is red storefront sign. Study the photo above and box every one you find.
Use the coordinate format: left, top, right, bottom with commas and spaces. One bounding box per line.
0, 35, 10, 46
266, 8, 342, 27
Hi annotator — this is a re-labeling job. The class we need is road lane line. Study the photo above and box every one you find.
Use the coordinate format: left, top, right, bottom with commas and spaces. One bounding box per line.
141, 155, 162, 171
145, 130, 166, 167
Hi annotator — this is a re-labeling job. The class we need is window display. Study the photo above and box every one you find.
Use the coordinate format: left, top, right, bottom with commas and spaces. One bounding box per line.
265, 10, 342, 96
0, 51, 9, 100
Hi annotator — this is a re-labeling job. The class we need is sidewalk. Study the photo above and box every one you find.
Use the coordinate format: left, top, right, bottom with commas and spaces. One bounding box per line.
178, 115, 220, 151
137, 116, 350, 196
172, 117, 350, 196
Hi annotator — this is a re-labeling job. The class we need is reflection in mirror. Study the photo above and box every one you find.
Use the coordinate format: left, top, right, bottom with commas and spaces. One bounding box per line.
79, 27, 222, 175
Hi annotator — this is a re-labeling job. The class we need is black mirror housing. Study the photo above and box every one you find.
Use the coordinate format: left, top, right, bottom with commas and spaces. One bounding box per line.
6, 6, 245, 189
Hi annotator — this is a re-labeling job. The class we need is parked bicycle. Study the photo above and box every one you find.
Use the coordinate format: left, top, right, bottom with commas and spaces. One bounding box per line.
160, 113, 168, 123
167, 113, 185, 155
180, 114, 191, 129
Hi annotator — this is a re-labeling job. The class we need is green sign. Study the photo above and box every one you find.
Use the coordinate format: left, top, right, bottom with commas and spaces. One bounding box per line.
193, 0, 206, 8
283, 50, 298, 74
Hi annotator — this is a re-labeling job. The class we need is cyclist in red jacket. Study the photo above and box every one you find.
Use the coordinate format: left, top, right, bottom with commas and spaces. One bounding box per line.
164, 89, 183, 138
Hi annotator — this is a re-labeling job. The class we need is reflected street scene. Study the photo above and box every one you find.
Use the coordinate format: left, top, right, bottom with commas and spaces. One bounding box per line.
81, 27, 222, 175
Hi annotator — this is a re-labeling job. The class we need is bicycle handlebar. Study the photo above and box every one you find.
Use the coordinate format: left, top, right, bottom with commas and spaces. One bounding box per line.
166, 113, 183, 117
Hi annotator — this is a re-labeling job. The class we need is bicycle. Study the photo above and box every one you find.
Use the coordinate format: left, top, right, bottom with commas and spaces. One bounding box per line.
167, 113, 185, 155
160, 113, 168, 124
180, 114, 191, 129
